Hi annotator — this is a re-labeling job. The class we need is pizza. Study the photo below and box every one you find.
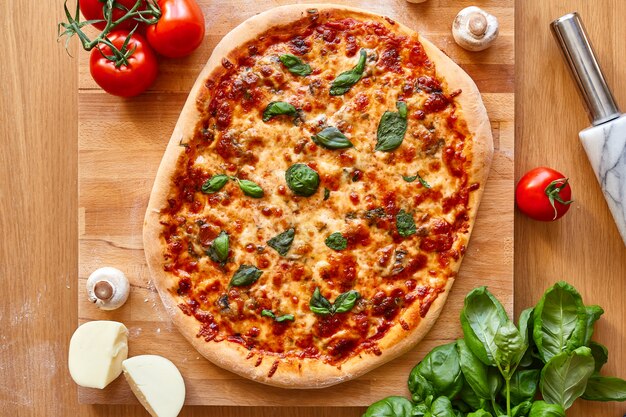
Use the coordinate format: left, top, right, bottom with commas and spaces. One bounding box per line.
143, 4, 493, 388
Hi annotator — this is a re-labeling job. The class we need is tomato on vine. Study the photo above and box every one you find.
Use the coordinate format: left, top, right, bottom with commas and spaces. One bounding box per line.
146, 0, 205, 58
79, 0, 145, 30
516, 167, 573, 221
89, 30, 158, 97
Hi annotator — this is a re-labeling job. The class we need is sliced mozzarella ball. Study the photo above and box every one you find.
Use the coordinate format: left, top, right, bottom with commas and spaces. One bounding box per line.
68, 321, 129, 389
122, 355, 185, 417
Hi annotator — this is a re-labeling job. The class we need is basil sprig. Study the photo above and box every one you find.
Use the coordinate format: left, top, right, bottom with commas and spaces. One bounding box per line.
261, 309, 295, 322
285, 163, 320, 196
279, 54, 312, 76
309, 287, 360, 316
262, 101, 297, 122
229, 264, 263, 287
402, 172, 432, 189
311, 126, 353, 149
330, 49, 367, 96
236, 179, 264, 198
375, 101, 408, 152
267, 228, 295, 256
396, 209, 416, 237
206, 231, 229, 263
201, 174, 229, 194
325, 232, 347, 251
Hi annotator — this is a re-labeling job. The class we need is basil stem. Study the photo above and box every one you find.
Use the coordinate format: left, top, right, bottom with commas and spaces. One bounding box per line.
325, 232, 347, 251
395, 209, 416, 237
311, 126, 353, 149
285, 163, 320, 196
279, 54, 312, 76
201, 174, 229, 194
229, 264, 263, 287
262, 101, 297, 122
330, 49, 367, 96
267, 228, 295, 256
375, 101, 408, 152
206, 231, 229, 263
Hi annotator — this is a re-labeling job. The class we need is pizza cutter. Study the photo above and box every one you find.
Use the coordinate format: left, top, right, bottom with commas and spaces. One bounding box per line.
551, 12, 626, 246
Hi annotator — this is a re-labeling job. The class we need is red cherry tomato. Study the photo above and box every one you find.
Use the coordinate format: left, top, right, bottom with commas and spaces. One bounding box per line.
516, 167, 573, 221
89, 31, 158, 97
80, 0, 144, 31
146, 0, 205, 58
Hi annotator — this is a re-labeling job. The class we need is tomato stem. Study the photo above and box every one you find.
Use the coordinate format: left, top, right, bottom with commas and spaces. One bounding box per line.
544, 178, 574, 220
57, 0, 161, 60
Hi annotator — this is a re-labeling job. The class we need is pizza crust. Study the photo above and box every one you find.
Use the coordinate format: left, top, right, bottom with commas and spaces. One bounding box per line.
143, 4, 493, 389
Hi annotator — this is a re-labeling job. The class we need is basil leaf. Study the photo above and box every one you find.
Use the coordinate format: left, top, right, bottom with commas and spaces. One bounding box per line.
309, 287, 332, 315
262, 101, 297, 122
494, 320, 526, 374
511, 401, 532, 417
311, 126, 353, 149
487, 368, 504, 407
206, 231, 229, 263
505, 369, 540, 405
279, 54, 312, 76
396, 210, 416, 237
581, 375, 626, 401
408, 371, 435, 403
460, 286, 509, 366
410, 343, 463, 399
456, 339, 490, 400
528, 401, 565, 417
402, 172, 431, 189
267, 228, 295, 256
229, 264, 263, 287
533, 281, 586, 363
429, 396, 457, 417
323, 188, 330, 201
237, 179, 264, 198
325, 232, 347, 251
375, 101, 408, 152
589, 341, 608, 372
540, 346, 595, 409
329, 49, 367, 96
363, 396, 413, 417
581, 304, 603, 345
275, 313, 295, 322
261, 309, 275, 319
285, 163, 320, 197
466, 410, 493, 417
201, 174, 229, 194
518, 307, 534, 348
333, 290, 360, 313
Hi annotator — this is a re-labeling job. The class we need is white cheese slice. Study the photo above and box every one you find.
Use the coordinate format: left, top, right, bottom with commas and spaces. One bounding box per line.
68, 321, 129, 389
122, 355, 185, 417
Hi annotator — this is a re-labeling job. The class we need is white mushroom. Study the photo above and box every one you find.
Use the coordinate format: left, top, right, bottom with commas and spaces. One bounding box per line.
86, 267, 130, 310
452, 6, 499, 51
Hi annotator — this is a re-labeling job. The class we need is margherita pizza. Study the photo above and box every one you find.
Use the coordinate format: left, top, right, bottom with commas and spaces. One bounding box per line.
143, 4, 492, 388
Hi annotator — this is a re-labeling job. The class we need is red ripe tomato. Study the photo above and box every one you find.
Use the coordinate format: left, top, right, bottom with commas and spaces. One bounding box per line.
146, 0, 205, 58
89, 31, 158, 97
80, 0, 144, 31
516, 167, 573, 221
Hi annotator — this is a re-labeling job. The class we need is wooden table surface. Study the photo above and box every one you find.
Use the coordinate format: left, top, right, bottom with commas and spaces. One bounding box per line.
1, 0, 624, 416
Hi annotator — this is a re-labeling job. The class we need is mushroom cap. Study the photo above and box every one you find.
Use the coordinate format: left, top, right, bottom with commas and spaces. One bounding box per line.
86, 267, 130, 310
405, 0, 428, 3
452, 6, 499, 52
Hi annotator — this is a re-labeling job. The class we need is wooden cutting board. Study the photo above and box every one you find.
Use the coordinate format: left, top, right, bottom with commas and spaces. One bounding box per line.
77, 0, 514, 406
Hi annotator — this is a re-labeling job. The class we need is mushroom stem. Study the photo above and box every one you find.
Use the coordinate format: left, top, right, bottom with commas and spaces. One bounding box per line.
94, 280, 114, 301
468, 13, 488, 37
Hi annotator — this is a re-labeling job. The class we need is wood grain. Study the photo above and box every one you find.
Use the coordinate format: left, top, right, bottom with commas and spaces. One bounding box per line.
515, 2, 626, 417
2, 1, 623, 417
77, 0, 514, 407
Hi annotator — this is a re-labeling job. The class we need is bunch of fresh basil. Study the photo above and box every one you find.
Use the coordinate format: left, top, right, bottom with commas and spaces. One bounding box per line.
363, 282, 626, 417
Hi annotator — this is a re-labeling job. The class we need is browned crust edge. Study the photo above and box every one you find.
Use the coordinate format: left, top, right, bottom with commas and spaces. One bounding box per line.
143, 3, 493, 389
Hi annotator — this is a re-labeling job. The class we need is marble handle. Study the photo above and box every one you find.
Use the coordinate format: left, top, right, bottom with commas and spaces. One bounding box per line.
579, 114, 626, 246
